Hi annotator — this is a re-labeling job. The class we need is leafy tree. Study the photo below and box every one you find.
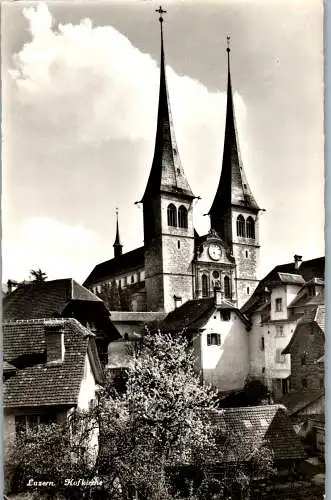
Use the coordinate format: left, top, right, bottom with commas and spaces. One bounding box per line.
6, 332, 275, 499
30, 268, 48, 282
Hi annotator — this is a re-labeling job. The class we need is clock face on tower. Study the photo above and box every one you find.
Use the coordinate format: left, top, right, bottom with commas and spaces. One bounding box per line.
208, 243, 222, 261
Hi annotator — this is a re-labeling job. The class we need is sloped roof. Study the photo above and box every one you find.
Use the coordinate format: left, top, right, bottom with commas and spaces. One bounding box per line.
3, 279, 102, 321
141, 24, 194, 202
160, 297, 249, 333
208, 49, 260, 218
288, 289, 324, 309
3, 318, 103, 408
279, 390, 324, 416
213, 405, 305, 462
241, 257, 325, 315
282, 305, 325, 355
277, 273, 305, 285
3, 361, 17, 373
83, 247, 144, 287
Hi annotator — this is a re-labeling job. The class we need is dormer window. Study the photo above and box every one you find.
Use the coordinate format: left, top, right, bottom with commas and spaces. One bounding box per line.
275, 298, 283, 312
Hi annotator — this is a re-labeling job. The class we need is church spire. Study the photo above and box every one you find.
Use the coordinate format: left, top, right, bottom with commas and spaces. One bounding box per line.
141, 6, 194, 202
113, 208, 123, 259
209, 37, 259, 230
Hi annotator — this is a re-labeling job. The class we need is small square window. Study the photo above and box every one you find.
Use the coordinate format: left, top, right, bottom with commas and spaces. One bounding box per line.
207, 333, 221, 346
275, 298, 283, 312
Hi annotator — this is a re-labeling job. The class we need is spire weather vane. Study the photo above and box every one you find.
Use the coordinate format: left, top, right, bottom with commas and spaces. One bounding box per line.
227, 35, 231, 52
155, 5, 167, 23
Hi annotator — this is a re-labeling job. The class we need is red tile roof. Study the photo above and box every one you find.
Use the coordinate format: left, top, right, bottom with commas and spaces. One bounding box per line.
213, 405, 305, 462
3, 318, 103, 408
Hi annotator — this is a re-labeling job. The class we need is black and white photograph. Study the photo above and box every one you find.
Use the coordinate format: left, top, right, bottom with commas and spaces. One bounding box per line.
2, 0, 325, 498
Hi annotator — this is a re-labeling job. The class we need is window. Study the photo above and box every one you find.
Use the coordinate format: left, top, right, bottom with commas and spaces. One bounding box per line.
207, 333, 221, 346
131, 275, 134, 284
178, 205, 188, 228
236, 215, 245, 237
221, 310, 231, 321
276, 325, 285, 337
177, 240, 180, 249
276, 349, 286, 364
202, 274, 209, 297
301, 377, 307, 389
246, 217, 255, 239
260, 337, 265, 351
224, 276, 231, 299
247, 287, 250, 295
15, 415, 56, 438
245, 250, 249, 258
167, 204, 177, 227
275, 298, 283, 312
320, 378, 324, 389
212, 270, 220, 279
301, 352, 307, 365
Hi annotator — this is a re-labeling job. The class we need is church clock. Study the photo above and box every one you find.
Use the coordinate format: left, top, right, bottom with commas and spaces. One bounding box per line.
208, 243, 222, 261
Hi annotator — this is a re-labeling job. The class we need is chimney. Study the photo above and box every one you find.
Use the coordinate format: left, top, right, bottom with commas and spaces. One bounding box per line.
45, 324, 65, 363
294, 255, 303, 271
214, 287, 223, 306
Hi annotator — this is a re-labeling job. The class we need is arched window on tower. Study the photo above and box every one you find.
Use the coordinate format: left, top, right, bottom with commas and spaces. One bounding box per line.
167, 204, 177, 227
224, 275, 231, 299
178, 205, 188, 229
202, 274, 209, 297
246, 216, 255, 239
236, 215, 245, 237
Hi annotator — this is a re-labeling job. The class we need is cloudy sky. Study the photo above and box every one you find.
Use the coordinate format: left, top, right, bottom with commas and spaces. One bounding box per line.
2, 0, 324, 284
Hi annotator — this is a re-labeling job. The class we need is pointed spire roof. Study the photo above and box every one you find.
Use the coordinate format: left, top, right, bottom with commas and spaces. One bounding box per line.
113, 209, 123, 258
209, 38, 259, 215
142, 8, 194, 202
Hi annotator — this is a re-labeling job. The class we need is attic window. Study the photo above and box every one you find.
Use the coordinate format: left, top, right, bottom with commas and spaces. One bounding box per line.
177, 168, 181, 175
243, 420, 252, 428
220, 310, 231, 321
207, 333, 221, 346
244, 184, 247, 189
173, 148, 177, 155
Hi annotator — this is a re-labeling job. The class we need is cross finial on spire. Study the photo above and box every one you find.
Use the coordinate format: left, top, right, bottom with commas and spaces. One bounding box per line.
155, 5, 167, 23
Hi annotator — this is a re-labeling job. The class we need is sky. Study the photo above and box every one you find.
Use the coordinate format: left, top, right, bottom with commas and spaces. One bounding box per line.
2, 0, 324, 285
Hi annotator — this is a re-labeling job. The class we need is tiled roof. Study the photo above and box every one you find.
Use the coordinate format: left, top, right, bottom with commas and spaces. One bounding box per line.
3, 361, 17, 372
83, 247, 144, 287
282, 306, 325, 355
3, 279, 102, 321
279, 390, 324, 416
288, 289, 324, 309
160, 297, 215, 332
3, 318, 101, 407
241, 257, 325, 315
277, 273, 305, 284
212, 405, 305, 462
160, 298, 250, 333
